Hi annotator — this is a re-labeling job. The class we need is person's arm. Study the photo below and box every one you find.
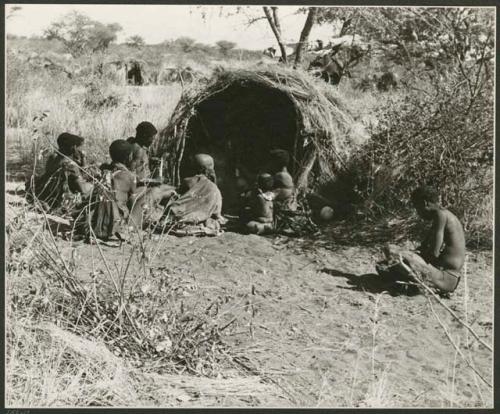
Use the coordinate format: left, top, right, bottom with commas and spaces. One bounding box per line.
65, 160, 92, 195
425, 210, 446, 264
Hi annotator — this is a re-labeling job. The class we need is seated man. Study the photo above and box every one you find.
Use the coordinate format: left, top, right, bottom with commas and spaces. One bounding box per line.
269, 149, 296, 210
127, 121, 158, 182
165, 153, 225, 235
26, 132, 93, 211
379, 186, 466, 294
242, 173, 275, 235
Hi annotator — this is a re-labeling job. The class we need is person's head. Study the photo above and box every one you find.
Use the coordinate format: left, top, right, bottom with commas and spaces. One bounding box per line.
192, 153, 216, 182
109, 139, 134, 166
269, 149, 290, 173
411, 186, 440, 219
57, 132, 84, 157
257, 173, 274, 192
135, 121, 158, 147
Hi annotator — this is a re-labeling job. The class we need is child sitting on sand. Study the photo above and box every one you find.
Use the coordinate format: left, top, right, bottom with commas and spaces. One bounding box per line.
377, 185, 466, 294
242, 173, 275, 235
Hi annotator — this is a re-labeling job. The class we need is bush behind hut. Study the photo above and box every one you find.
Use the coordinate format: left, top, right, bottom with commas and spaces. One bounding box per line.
338, 71, 493, 247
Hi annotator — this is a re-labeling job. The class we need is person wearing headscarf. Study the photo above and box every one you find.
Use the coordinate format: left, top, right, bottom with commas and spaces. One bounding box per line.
165, 153, 225, 236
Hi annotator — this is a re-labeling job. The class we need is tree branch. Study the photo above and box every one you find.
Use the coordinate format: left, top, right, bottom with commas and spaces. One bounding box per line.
263, 6, 287, 63
294, 7, 318, 67
271, 7, 282, 35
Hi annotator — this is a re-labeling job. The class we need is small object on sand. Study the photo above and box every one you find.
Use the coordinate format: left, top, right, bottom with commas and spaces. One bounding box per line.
375, 260, 414, 282
319, 206, 334, 221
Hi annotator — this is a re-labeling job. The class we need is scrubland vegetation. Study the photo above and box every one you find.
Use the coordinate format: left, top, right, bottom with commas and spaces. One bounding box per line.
5, 6, 494, 408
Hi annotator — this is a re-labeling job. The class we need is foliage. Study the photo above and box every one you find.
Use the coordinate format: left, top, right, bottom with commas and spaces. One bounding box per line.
171, 37, 197, 53
44, 11, 122, 57
216, 40, 236, 56
315, 7, 494, 72
341, 70, 493, 246
126, 35, 146, 48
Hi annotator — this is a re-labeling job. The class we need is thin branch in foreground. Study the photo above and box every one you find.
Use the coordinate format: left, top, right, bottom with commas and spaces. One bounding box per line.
399, 261, 492, 353
427, 297, 491, 388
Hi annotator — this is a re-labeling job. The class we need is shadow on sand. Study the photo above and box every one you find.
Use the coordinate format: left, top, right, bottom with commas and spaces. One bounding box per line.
321, 268, 421, 297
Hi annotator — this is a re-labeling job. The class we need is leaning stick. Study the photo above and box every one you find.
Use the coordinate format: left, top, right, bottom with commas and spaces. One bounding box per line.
399, 261, 492, 353
427, 297, 492, 388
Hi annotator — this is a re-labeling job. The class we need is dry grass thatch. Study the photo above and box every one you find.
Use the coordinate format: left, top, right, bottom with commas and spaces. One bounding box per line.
153, 65, 367, 193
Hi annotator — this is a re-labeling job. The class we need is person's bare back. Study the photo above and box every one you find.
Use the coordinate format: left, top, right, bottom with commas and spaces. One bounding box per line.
425, 208, 465, 271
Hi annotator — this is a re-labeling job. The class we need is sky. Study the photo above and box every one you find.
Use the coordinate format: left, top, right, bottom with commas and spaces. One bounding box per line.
5, 4, 338, 50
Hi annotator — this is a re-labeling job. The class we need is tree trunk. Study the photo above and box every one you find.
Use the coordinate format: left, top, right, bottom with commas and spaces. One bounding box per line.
294, 7, 318, 67
263, 7, 288, 63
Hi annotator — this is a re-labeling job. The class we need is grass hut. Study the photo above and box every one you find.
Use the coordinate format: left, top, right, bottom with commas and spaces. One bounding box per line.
154, 65, 366, 212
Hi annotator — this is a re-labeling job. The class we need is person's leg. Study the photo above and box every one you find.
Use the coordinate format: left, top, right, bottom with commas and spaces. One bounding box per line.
400, 251, 460, 293
424, 268, 460, 293
246, 221, 273, 235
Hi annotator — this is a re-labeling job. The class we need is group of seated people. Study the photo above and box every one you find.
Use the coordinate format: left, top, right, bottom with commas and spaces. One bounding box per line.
25, 123, 467, 296
26, 122, 303, 241
26, 121, 226, 239
239, 149, 297, 235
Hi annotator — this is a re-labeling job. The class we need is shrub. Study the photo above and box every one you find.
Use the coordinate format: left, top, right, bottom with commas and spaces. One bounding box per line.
342, 71, 493, 246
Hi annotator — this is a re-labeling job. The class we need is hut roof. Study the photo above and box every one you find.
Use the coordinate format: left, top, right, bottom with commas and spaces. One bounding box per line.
154, 65, 367, 192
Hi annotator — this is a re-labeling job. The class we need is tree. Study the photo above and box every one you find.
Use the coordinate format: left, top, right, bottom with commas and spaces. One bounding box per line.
126, 35, 146, 48
173, 36, 196, 53
44, 11, 122, 57
204, 6, 319, 65
216, 40, 236, 56
6, 6, 22, 20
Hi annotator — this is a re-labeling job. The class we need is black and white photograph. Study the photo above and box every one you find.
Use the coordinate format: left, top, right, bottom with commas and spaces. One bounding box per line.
4, 3, 495, 409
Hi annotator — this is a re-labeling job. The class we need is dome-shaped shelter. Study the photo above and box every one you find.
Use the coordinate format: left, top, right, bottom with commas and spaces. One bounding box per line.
154, 66, 366, 212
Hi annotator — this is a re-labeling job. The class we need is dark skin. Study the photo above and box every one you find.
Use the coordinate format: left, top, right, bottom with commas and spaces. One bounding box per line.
129, 133, 156, 181
59, 143, 93, 195
110, 153, 175, 228
413, 199, 466, 271
269, 163, 294, 202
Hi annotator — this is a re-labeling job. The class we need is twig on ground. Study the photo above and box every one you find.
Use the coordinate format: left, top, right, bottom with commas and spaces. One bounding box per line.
400, 261, 492, 353
427, 297, 491, 388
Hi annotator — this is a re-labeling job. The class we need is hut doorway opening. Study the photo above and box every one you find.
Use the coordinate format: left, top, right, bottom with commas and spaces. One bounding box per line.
127, 61, 143, 85
180, 82, 301, 213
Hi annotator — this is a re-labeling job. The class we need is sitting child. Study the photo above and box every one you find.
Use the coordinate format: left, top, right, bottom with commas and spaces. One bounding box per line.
242, 173, 275, 235
377, 186, 466, 294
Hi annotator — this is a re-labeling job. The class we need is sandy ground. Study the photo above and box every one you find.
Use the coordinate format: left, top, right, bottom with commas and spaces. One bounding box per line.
6, 185, 494, 408
61, 231, 493, 407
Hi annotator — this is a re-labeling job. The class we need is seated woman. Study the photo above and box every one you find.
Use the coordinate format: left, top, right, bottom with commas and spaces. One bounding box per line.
165, 153, 225, 236
242, 173, 275, 235
269, 149, 296, 211
26, 132, 94, 212
87, 140, 175, 240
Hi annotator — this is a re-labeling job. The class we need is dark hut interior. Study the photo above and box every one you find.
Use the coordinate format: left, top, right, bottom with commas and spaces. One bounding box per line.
179, 81, 304, 212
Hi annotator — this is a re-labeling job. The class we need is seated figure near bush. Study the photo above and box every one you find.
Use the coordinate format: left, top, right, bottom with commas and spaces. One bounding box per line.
26, 132, 93, 211
380, 186, 466, 294
269, 149, 296, 210
242, 173, 275, 235
127, 121, 158, 182
96, 140, 176, 237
